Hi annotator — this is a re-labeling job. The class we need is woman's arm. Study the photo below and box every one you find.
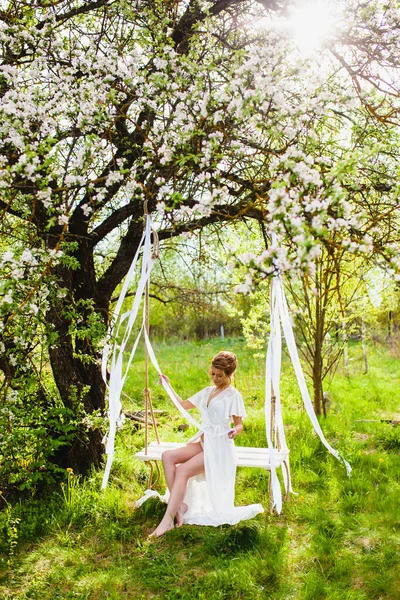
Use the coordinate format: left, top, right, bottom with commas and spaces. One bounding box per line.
228, 416, 243, 439
159, 374, 196, 410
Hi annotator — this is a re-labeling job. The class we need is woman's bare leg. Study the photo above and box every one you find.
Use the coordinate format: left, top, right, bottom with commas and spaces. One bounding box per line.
175, 502, 187, 528
161, 443, 202, 527
162, 443, 202, 491
151, 451, 204, 537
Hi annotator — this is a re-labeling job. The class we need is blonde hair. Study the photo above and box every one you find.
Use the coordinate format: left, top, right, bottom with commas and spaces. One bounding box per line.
210, 351, 238, 382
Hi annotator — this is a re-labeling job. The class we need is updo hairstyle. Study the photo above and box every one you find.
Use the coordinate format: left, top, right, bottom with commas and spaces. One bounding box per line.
210, 351, 238, 382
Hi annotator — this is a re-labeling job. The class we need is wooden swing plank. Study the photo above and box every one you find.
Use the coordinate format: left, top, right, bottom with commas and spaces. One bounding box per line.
135, 441, 289, 469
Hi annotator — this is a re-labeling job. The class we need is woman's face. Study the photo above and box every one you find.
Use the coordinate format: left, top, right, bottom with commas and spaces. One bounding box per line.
211, 367, 229, 388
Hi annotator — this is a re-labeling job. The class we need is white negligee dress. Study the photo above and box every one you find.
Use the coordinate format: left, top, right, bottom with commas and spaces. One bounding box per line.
181, 386, 264, 526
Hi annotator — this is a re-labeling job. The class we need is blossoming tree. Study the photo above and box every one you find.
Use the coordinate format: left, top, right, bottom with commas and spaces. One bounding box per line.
1, 0, 399, 486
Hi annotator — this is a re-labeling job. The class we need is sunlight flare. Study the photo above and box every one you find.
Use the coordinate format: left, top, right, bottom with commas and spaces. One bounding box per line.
288, 1, 340, 54
253, 0, 341, 55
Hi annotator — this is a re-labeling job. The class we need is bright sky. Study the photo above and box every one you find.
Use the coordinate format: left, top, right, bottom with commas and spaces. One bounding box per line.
255, 0, 341, 56
288, 1, 340, 54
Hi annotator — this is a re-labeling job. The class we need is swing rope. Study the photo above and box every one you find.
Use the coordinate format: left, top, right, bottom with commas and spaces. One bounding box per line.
268, 391, 276, 509
144, 283, 161, 487
142, 201, 161, 487
144, 281, 160, 452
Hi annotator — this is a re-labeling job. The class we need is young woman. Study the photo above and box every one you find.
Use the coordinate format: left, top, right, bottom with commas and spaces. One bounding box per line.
151, 351, 263, 537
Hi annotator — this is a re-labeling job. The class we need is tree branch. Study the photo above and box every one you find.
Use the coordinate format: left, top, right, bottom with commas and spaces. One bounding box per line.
37, 0, 112, 30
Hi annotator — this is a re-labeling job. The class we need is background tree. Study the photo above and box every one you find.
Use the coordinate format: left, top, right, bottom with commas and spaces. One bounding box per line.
138, 233, 242, 340
284, 251, 369, 415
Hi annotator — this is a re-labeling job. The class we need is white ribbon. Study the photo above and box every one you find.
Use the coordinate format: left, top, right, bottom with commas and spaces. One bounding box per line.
143, 328, 202, 431
136, 488, 168, 507
277, 278, 351, 474
101, 215, 202, 489
265, 277, 283, 513
265, 241, 351, 512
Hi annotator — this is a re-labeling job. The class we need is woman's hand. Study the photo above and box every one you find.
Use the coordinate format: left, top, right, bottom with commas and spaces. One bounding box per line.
159, 373, 170, 385
228, 417, 243, 439
159, 374, 195, 410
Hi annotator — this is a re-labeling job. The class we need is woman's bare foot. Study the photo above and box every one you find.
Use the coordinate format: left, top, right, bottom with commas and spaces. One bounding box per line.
149, 517, 175, 538
175, 502, 188, 528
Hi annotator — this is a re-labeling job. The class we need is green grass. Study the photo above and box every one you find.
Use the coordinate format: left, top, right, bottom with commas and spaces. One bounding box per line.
1, 338, 399, 599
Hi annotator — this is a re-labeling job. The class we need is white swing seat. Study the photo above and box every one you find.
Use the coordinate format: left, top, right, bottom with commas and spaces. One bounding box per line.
135, 441, 289, 469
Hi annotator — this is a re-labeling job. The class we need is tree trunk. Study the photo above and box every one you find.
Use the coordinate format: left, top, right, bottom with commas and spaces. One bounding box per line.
312, 323, 324, 416
47, 312, 106, 473
46, 258, 109, 474
342, 320, 349, 378
312, 290, 324, 416
42, 213, 145, 475
312, 359, 323, 416
388, 310, 393, 338
361, 316, 368, 374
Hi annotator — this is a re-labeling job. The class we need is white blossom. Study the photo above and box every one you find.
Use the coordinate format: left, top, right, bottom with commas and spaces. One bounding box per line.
58, 214, 69, 226
1, 251, 14, 263
20, 249, 38, 266
81, 204, 93, 217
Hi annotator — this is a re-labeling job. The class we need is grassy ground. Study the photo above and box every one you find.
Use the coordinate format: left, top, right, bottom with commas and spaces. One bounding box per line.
1, 338, 399, 600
